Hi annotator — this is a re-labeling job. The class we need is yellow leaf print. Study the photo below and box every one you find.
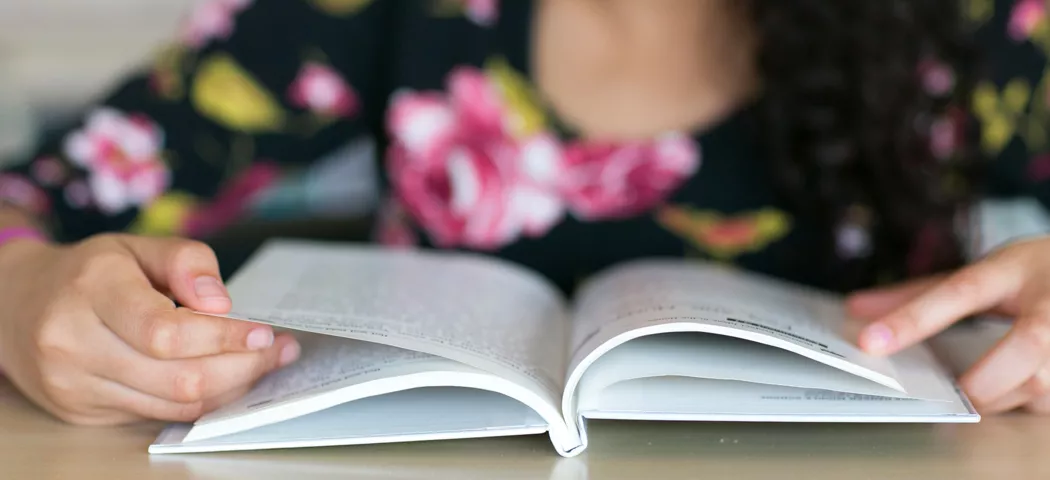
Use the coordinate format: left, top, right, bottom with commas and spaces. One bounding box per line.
1004, 78, 1032, 112
1031, 19, 1050, 55
656, 206, 792, 260
1023, 68, 1050, 151
430, 0, 479, 20
972, 82, 1000, 118
971, 80, 1027, 156
130, 192, 199, 236
963, 0, 994, 26
485, 57, 548, 138
191, 53, 285, 133
983, 114, 1015, 153
307, 0, 373, 16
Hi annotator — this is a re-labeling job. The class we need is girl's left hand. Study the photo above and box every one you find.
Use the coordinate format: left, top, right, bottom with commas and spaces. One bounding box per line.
847, 237, 1050, 415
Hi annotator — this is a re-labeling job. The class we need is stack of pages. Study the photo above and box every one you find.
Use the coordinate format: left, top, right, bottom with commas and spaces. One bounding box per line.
150, 240, 978, 456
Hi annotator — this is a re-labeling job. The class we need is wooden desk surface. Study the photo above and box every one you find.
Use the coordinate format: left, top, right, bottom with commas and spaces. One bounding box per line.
1, 380, 1048, 480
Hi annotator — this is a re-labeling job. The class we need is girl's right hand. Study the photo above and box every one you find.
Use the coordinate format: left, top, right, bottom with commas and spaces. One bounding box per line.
0, 233, 300, 425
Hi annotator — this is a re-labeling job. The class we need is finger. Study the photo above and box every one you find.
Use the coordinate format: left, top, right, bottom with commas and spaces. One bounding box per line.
846, 276, 943, 320
93, 377, 205, 423
31, 370, 143, 427
858, 259, 1024, 355
92, 272, 274, 358
51, 406, 143, 427
1025, 394, 1050, 414
95, 332, 298, 403
202, 384, 254, 414
117, 235, 231, 313
971, 369, 1050, 414
960, 311, 1050, 406
976, 367, 1050, 414
975, 389, 1030, 414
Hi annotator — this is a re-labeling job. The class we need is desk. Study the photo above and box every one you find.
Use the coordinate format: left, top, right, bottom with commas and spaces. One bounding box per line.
1, 379, 1048, 480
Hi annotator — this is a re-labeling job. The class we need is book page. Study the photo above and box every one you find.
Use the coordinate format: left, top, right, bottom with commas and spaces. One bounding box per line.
577, 338, 975, 422
221, 240, 570, 410
564, 260, 905, 401
580, 376, 976, 422
194, 331, 455, 425
574, 333, 945, 403
153, 387, 551, 455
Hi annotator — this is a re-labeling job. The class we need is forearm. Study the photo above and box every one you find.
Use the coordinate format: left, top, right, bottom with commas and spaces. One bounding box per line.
0, 204, 39, 229
0, 205, 52, 270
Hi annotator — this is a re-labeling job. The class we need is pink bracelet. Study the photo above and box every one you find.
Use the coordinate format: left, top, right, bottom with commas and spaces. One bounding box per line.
0, 227, 46, 249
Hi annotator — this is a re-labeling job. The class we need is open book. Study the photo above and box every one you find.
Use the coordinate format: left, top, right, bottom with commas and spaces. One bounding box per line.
149, 240, 978, 456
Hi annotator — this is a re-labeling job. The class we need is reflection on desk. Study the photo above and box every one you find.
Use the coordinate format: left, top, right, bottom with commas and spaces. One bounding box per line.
1, 378, 1049, 479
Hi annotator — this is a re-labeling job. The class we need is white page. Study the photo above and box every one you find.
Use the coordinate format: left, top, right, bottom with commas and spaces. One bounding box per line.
581, 376, 977, 422
582, 340, 975, 421
574, 333, 952, 404
151, 387, 549, 454
564, 260, 903, 401
222, 240, 570, 409
164, 330, 578, 452
206, 240, 585, 455
183, 331, 463, 439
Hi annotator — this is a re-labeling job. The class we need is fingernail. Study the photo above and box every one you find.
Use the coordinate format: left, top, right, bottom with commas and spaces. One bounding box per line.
194, 276, 229, 303
279, 342, 301, 367
861, 324, 896, 354
246, 328, 273, 350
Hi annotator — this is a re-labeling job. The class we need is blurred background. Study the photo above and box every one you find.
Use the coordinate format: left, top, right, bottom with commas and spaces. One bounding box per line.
0, 0, 378, 258
0, 0, 189, 163
0, 0, 379, 268
2, 0, 1049, 255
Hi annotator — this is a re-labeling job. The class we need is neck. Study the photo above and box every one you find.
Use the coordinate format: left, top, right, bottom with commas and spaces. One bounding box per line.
592, 0, 750, 49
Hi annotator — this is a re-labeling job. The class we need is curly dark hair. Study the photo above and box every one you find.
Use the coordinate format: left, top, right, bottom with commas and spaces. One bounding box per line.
747, 0, 981, 291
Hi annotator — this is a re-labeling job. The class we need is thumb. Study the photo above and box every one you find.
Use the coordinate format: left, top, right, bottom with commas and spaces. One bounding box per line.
116, 235, 231, 313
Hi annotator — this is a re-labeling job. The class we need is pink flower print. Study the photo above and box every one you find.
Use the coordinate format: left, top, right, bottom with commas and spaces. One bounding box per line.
1009, 0, 1046, 41
389, 94, 457, 174
63, 108, 170, 215
288, 63, 359, 118
463, 0, 498, 26
386, 69, 566, 249
558, 133, 700, 220
182, 162, 280, 238
918, 59, 956, 97
180, 0, 253, 48
388, 131, 531, 249
29, 156, 67, 186
513, 135, 566, 235
0, 174, 49, 215
447, 68, 507, 135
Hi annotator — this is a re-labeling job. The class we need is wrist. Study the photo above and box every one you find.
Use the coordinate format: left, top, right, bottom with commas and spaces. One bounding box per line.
0, 226, 45, 245
0, 225, 50, 376
0, 226, 50, 274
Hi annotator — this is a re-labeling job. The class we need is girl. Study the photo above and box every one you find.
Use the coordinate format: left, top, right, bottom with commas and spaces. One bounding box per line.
0, 0, 1047, 425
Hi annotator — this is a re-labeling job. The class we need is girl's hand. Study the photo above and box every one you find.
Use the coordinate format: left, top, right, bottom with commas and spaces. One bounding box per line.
0, 234, 300, 425
847, 237, 1050, 414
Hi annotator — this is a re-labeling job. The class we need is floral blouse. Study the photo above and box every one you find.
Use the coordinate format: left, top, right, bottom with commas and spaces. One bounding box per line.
0, 0, 1048, 293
